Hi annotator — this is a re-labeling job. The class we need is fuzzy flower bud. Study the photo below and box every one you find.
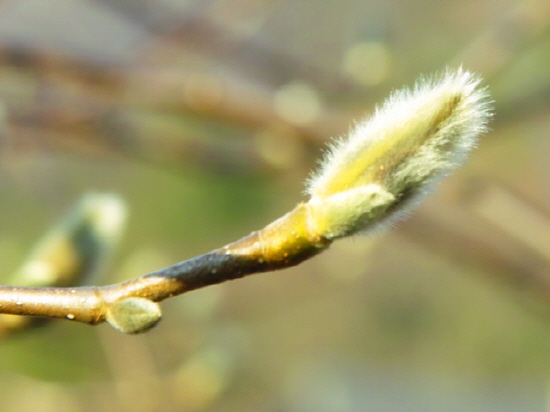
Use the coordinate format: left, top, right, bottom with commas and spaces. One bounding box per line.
306, 68, 492, 239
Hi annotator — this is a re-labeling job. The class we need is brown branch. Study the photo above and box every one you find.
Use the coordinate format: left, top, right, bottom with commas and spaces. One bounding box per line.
0, 203, 331, 333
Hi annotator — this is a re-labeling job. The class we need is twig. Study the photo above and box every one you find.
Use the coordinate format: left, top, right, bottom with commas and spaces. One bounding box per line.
0, 69, 492, 333
0, 202, 329, 332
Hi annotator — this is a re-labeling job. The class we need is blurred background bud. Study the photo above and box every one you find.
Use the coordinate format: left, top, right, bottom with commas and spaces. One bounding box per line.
0, 193, 126, 335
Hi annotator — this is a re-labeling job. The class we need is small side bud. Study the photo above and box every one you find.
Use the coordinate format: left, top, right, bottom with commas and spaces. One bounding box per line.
106, 297, 162, 334
306, 68, 492, 238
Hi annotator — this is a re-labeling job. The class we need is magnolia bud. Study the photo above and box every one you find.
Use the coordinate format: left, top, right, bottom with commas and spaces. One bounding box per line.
306, 68, 492, 239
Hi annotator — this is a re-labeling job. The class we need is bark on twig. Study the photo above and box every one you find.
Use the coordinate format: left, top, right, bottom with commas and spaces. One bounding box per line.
0, 203, 331, 333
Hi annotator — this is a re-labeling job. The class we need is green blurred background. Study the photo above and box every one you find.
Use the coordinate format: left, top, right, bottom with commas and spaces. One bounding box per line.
0, 0, 550, 410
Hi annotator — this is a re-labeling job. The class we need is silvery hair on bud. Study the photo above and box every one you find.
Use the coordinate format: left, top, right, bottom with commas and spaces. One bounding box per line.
306, 68, 492, 239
